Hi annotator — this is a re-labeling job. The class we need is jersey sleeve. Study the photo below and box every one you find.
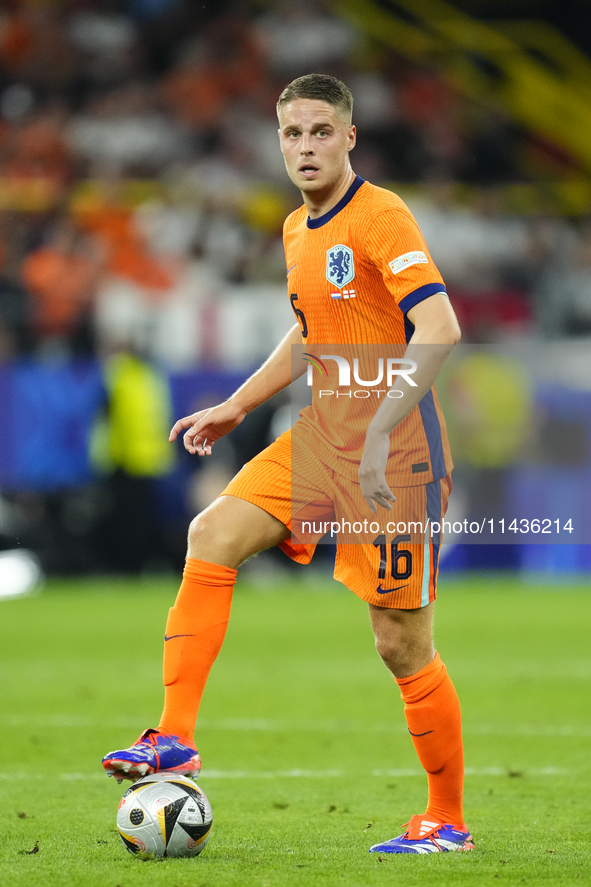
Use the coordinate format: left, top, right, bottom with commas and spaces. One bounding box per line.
363, 208, 447, 314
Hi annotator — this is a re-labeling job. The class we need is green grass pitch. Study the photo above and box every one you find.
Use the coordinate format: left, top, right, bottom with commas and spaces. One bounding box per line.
0, 570, 590, 886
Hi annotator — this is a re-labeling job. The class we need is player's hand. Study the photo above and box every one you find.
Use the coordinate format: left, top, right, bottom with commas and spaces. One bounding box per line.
169, 400, 246, 455
359, 429, 396, 513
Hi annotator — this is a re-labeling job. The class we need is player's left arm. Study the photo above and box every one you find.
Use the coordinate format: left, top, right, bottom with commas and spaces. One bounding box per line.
359, 293, 461, 512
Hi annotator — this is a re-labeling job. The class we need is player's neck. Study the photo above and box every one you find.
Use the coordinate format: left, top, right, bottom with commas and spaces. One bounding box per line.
303, 169, 357, 220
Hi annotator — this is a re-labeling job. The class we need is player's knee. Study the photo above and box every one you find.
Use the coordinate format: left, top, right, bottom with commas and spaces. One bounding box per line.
187, 510, 241, 565
372, 610, 405, 670
187, 512, 206, 547
375, 633, 402, 672
375, 629, 426, 677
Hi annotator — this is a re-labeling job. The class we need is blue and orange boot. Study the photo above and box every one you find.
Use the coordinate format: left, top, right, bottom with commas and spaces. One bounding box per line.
102, 728, 201, 783
369, 815, 475, 854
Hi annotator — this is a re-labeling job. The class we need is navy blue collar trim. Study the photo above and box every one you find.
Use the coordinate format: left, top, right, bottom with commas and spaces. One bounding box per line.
306, 175, 365, 229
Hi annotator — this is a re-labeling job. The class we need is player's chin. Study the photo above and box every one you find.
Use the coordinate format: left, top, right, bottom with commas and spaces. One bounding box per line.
292, 170, 324, 189
298, 176, 324, 190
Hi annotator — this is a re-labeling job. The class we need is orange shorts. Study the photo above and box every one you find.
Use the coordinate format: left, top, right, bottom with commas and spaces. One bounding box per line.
222, 430, 451, 609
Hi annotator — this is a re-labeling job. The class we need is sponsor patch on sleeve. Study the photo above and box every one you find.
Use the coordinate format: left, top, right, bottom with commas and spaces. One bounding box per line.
389, 251, 428, 275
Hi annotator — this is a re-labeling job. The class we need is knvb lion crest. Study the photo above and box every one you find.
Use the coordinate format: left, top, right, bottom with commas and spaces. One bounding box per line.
326, 244, 355, 288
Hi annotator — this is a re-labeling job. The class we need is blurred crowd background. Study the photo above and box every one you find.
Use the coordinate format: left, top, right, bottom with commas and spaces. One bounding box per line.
1, 0, 591, 579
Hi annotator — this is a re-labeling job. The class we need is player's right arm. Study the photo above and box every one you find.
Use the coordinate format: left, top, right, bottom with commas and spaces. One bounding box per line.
169, 323, 304, 455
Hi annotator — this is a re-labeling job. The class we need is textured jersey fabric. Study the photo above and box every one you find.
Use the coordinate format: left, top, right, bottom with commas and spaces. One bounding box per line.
284, 175, 453, 486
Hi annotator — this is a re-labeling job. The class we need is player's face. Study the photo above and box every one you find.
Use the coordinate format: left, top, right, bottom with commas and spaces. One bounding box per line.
278, 99, 356, 199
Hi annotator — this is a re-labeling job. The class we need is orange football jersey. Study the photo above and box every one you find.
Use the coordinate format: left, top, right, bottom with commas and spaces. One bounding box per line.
284, 175, 453, 486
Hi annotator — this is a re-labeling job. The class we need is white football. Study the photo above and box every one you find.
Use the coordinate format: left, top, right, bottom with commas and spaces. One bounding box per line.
116, 771, 212, 859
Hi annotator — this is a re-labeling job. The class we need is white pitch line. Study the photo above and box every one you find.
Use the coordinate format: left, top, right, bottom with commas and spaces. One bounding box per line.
2, 716, 591, 737
204, 769, 345, 779
373, 766, 570, 778
0, 766, 572, 782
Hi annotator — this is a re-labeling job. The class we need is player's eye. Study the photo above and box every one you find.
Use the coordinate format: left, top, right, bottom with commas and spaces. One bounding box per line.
317, 130, 329, 137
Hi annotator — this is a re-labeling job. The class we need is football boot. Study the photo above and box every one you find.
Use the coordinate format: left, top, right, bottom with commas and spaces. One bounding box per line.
102, 728, 201, 784
369, 815, 475, 854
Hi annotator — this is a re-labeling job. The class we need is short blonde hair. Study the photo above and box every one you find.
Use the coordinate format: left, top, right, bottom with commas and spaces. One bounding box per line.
277, 73, 353, 122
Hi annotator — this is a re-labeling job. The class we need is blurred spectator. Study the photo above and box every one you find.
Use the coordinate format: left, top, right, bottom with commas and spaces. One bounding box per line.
349, 70, 397, 129
93, 245, 226, 369
0, 3, 78, 91
91, 349, 175, 572
0, 5, 33, 78
1, 105, 72, 188
68, 6, 139, 86
67, 83, 188, 173
463, 108, 521, 185
409, 181, 528, 290
0, 250, 31, 358
161, 11, 264, 132
22, 215, 101, 352
73, 178, 173, 288
522, 214, 578, 338
255, 0, 357, 76
397, 61, 458, 130
540, 221, 591, 337
134, 195, 202, 258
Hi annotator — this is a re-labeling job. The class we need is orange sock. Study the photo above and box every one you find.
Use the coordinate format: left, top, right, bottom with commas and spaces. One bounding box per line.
396, 652, 464, 826
158, 558, 236, 741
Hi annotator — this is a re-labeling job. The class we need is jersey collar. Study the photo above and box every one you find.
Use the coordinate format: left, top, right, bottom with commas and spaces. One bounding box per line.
306, 175, 365, 229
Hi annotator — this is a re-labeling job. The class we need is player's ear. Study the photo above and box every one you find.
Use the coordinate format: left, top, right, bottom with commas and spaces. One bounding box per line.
347, 125, 356, 151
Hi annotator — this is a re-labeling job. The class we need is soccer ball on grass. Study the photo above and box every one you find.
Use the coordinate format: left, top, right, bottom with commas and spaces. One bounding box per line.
116, 772, 212, 859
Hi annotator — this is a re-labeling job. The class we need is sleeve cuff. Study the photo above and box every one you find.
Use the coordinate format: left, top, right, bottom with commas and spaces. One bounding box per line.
399, 283, 448, 315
